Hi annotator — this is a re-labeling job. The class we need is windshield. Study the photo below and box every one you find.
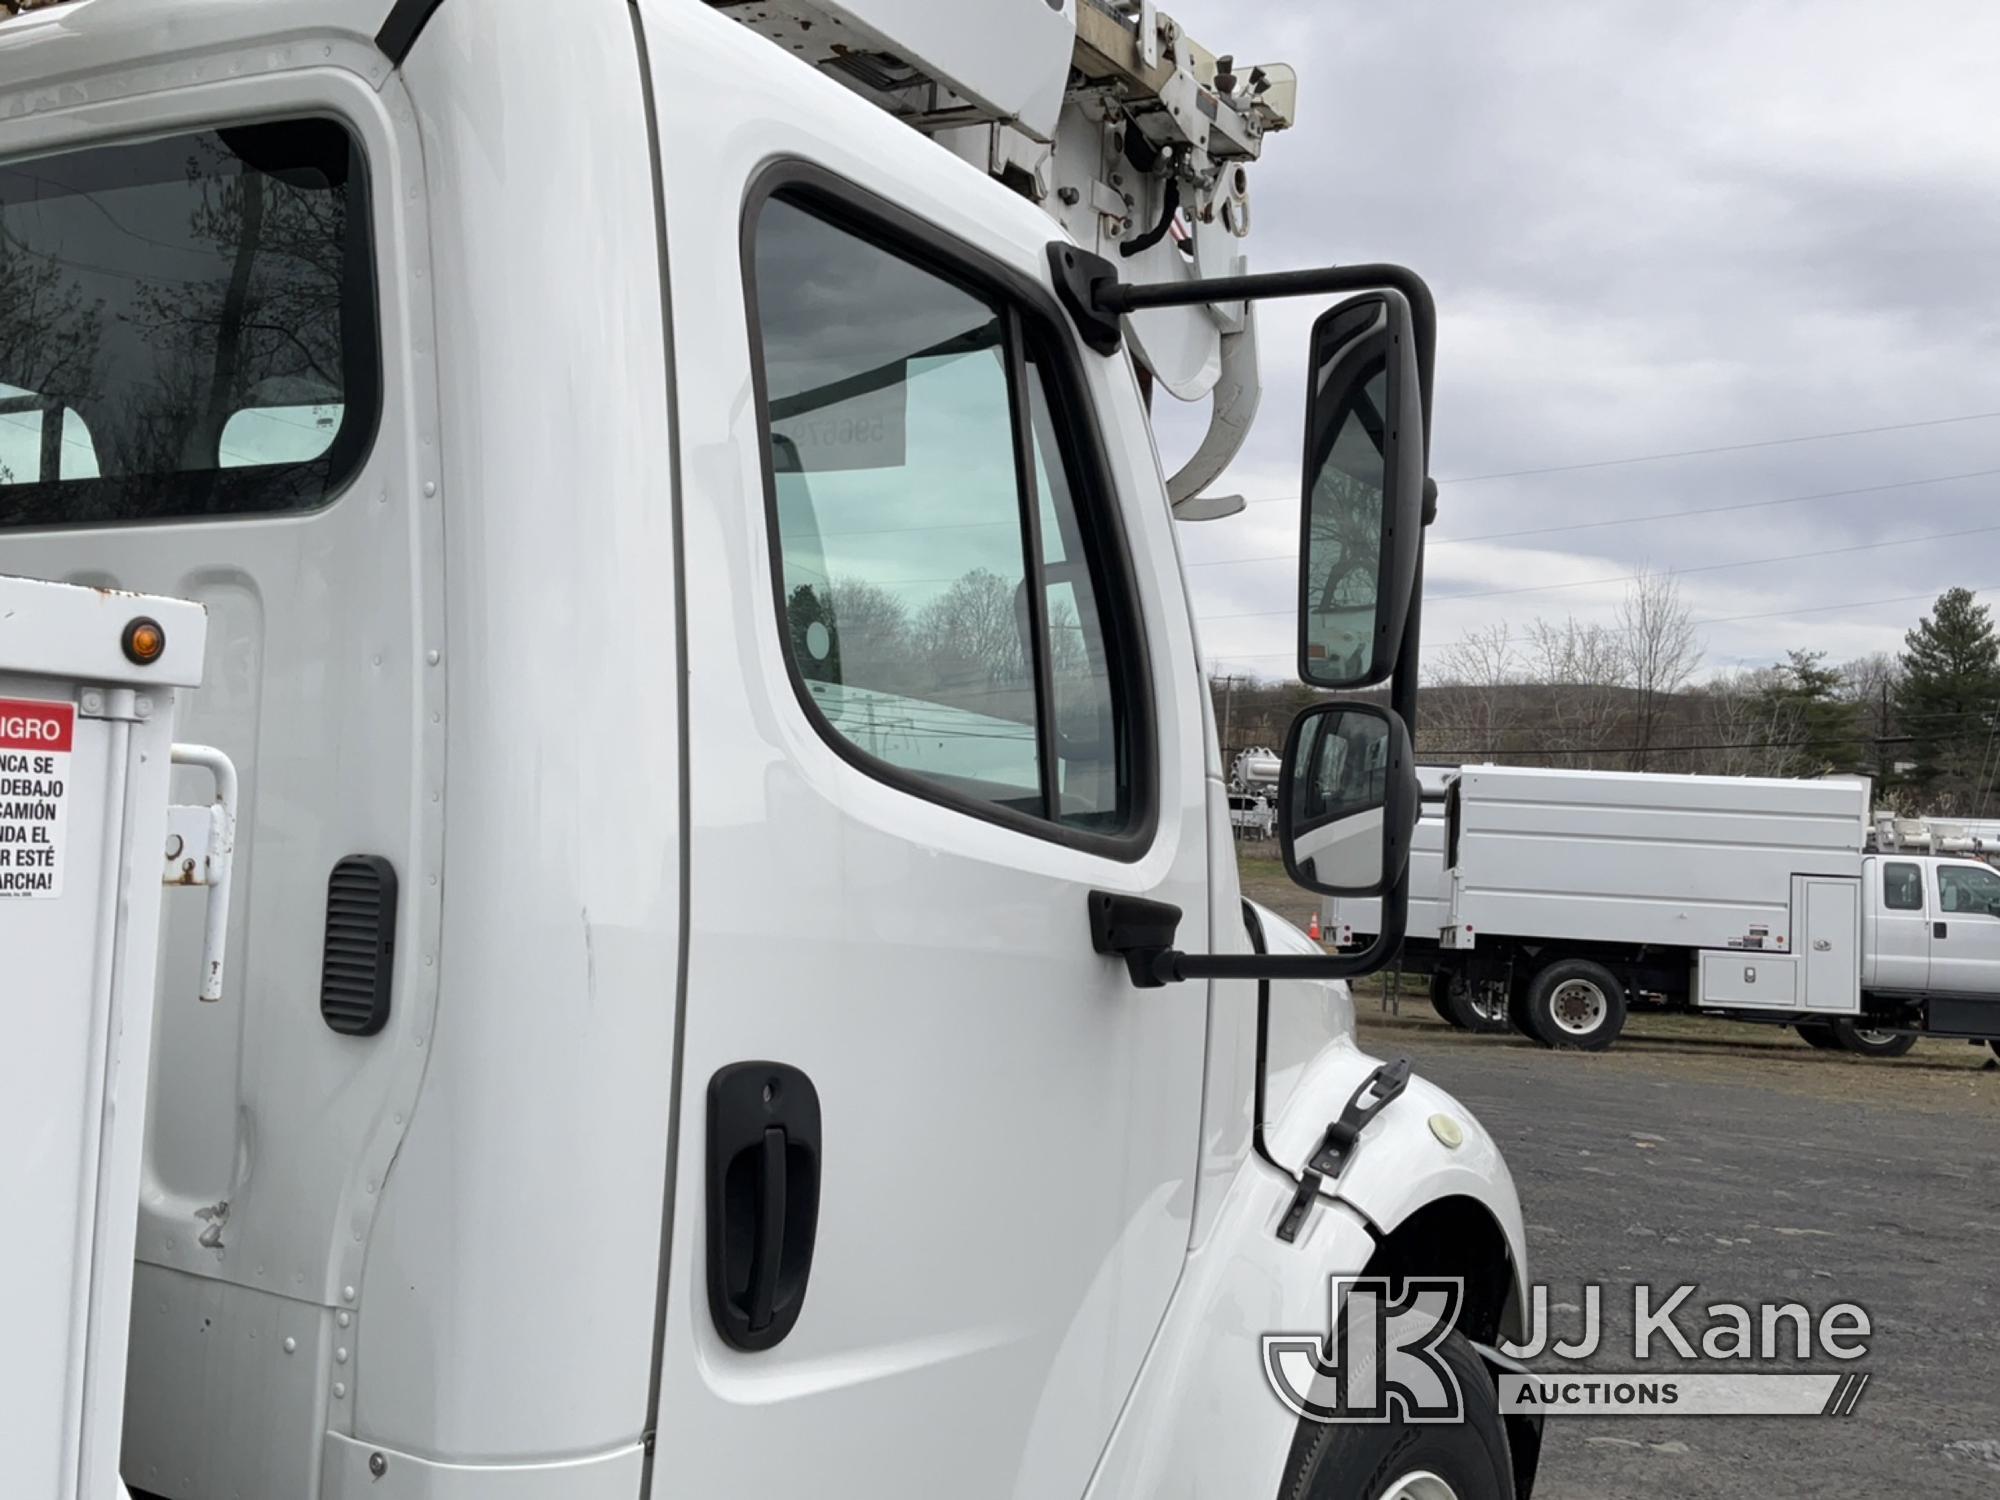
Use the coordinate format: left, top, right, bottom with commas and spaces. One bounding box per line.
0, 117, 376, 529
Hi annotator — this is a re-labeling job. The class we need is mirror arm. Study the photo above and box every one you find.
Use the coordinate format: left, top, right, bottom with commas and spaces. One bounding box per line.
1089, 879, 1410, 986
1047, 244, 1437, 464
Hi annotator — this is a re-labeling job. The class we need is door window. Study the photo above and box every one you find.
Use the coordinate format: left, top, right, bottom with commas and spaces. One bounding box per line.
0, 118, 377, 529
1882, 862, 1924, 912
748, 190, 1142, 843
1937, 864, 2000, 918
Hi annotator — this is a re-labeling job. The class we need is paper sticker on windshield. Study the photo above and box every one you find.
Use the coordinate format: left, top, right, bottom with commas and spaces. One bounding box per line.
0, 699, 72, 898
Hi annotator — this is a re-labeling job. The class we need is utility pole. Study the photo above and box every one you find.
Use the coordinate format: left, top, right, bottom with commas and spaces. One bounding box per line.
1216, 673, 1244, 764
1878, 678, 1891, 789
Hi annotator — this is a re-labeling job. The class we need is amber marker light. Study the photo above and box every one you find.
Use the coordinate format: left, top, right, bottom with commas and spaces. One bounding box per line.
122, 616, 166, 666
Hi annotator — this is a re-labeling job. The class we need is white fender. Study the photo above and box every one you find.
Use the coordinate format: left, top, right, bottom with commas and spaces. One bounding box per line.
1253, 901, 1530, 1338
1085, 907, 1530, 1496
1084, 1157, 1379, 1499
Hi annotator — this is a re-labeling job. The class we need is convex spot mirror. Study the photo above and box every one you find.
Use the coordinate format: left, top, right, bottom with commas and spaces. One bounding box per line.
1298, 289, 1426, 689
1279, 702, 1419, 897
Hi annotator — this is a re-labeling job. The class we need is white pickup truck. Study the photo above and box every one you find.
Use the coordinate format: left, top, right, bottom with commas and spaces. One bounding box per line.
1329, 764, 2000, 1059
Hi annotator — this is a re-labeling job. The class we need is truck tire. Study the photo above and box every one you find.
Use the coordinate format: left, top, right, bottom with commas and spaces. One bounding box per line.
1831, 1021, 1916, 1059
1991, 1040, 2000, 1064
1507, 977, 1536, 1039
1428, 969, 1461, 1027
1432, 971, 1512, 1034
1283, 1327, 1515, 1500
1523, 959, 1626, 1051
1795, 1023, 1841, 1051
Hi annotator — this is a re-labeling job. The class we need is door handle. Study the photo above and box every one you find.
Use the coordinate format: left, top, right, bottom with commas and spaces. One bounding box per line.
707, 1062, 821, 1352
1935, 921, 1948, 940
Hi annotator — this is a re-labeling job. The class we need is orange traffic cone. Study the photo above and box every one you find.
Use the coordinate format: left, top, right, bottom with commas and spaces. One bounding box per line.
1308, 912, 1322, 942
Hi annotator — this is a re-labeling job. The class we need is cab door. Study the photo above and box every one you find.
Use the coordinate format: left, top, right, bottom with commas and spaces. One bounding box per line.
1928, 861, 2000, 993
1871, 858, 1932, 991
642, 8, 1211, 1495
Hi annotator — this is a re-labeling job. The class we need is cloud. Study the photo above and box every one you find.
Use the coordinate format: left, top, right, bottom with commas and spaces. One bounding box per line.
1153, 0, 2000, 680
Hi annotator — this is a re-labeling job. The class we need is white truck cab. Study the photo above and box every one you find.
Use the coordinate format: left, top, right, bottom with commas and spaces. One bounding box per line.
1864, 854, 2000, 1002
0, 3, 1534, 1497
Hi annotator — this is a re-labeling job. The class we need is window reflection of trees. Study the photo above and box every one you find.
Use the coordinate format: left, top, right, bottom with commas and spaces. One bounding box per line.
0, 121, 356, 525
787, 570, 1090, 728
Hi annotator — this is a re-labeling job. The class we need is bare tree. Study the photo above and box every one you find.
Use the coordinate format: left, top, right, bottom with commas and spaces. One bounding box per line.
1692, 667, 1800, 777
1618, 568, 1703, 768
1426, 623, 1520, 761
1523, 616, 1629, 765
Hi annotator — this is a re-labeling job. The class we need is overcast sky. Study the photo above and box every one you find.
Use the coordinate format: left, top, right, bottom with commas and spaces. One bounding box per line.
1150, 1, 2000, 684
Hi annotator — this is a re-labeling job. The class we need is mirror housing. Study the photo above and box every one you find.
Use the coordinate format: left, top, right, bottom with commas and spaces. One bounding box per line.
1297, 291, 1427, 690
1279, 701, 1418, 898
1054, 245, 1440, 983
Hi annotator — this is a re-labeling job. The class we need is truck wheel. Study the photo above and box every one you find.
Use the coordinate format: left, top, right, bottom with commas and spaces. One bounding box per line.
1795, 1023, 1841, 1051
1433, 971, 1512, 1034
1507, 979, 1536, 1039
1991, 1040, 2000, 1064
1523, 959, 1626, 1051
1284, 1327, 1515, 1500
1831, 1021, 1916, 1059
1428, 969, 1462, 1027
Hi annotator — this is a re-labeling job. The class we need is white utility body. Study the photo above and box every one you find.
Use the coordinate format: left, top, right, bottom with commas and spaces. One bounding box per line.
1442, 765, 1869, 958
0, 2, 1533, 1499
1347, 764, 2000, 1055
1321, 763, 1454, 947
0, 575, 223, 1500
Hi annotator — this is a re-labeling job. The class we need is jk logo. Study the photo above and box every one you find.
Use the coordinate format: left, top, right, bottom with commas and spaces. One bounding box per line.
1263, 1276, 1466, 1424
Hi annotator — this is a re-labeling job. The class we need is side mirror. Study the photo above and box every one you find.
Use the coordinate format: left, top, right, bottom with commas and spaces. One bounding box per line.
1297, 290, 1427, 690
1279, 702, 1419, 897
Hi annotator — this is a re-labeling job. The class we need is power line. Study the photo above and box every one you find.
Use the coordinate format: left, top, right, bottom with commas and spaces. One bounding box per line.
1428, 468, 2000, 548
1435, 410, 2000, 484
1429, 522, 2000, 605
1207, 428, 2000, 516
1194, 526, 2000, 622
1200, 582, 1999, 664
1184, 469, 2000, 567
1419, 734, 1925, 758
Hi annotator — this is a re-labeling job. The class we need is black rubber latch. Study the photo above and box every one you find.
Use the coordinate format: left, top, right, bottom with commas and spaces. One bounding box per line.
1306, 1058, 1412, 1178
1087, 889, 1183, 987
1274, 1058, 1413, 1243
1276, 1168, 1323, 1244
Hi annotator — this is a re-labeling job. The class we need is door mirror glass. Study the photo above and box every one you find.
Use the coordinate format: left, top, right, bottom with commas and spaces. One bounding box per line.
1297, 290, 1426, 689
1279, 702, 1418, 897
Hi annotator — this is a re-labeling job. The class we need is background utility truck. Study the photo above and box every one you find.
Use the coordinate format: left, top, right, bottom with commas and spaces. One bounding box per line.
1331, 765, 2000, 1058
0, 1, 1539, 1498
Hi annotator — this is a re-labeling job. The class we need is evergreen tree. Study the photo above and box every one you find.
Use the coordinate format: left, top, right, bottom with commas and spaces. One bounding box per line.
1761, 649, 1865, 775
1895, 588, 2000, 810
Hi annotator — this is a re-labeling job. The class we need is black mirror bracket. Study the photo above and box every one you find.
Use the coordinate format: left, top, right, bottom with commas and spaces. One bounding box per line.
1088, 889, 1410, 987
1048, 245, 1127, 357
1045, 241, 1438, 444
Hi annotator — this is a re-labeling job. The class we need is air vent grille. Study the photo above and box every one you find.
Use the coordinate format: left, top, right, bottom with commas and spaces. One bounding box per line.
320, 855, 397, 1037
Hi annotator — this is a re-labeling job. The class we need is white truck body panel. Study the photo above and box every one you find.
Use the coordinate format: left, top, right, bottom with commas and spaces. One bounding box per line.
0, 575, 206, 1500
715, 0, 1079, 141
1692, 877, 1861, 1014
0, 2, 1529, 1496
1444, 765, 1870, 954
1321, 765, 1453, 946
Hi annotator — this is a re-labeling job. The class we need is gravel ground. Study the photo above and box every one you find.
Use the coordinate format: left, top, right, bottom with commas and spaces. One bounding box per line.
1350, 1005, 2000, 1498
1236, 843, 2000, 1494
